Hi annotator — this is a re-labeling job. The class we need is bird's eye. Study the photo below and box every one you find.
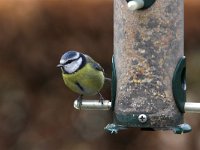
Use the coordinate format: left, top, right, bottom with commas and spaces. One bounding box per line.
66, 59, 74, 64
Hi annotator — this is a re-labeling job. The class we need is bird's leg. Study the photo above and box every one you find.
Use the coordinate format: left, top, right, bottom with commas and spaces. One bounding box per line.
98, 92, 104, 104
77, 94, 83, 106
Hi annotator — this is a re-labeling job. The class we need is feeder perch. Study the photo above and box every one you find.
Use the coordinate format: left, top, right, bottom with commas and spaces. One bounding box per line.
73, 0, 200, 134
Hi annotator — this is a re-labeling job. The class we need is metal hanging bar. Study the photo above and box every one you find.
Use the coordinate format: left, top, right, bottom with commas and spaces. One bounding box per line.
185, 102, 200, 113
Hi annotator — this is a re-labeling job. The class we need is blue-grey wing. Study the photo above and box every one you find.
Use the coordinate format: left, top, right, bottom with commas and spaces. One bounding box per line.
92, 63, 104, 72
85, 55, 104, 72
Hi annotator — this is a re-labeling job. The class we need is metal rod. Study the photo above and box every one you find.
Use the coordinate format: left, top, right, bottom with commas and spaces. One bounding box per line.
185, 102, 200, 113
74, 100, 112, 110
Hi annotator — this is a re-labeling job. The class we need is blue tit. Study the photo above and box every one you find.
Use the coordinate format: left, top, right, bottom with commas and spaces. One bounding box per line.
57, 50, 105, 104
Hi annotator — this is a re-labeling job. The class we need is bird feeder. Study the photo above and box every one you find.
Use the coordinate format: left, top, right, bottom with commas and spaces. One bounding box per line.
73, 0, 200, 134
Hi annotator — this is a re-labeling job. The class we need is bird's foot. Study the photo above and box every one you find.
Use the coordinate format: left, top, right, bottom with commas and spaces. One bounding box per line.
77, 95, 83, 106
98, 92, 104, 104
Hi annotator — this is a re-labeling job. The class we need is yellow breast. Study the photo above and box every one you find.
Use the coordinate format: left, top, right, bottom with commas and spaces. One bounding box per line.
62, 63, 104, 95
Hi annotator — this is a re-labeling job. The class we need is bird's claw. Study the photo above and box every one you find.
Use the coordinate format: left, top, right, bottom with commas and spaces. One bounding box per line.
77, 95, 83, 106
98, 92, 104, 104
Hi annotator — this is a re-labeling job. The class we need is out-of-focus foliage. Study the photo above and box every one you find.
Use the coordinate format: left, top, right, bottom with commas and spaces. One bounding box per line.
0, 0, 199, 150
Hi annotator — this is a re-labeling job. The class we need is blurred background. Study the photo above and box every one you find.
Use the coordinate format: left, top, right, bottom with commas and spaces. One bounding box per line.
0, 0, 199, 150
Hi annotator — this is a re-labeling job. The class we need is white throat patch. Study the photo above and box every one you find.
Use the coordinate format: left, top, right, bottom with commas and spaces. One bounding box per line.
63, 57, 83, 73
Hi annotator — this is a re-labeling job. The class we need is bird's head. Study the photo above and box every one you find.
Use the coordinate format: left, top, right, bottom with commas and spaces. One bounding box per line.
57, 50, 86, 74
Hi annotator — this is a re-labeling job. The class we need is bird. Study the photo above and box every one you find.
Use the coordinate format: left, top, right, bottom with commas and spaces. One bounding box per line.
57, 50, 105, 104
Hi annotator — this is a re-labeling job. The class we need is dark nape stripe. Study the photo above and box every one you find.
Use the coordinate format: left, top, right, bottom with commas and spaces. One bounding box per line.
78, 53, 86, 70
75, 82, 84, 92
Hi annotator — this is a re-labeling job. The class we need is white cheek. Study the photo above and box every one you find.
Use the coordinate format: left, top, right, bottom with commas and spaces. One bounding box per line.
64, 57, 83, 73
64, 63, 79, 73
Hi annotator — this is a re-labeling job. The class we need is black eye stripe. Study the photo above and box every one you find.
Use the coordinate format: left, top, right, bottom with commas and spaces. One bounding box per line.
66, 59, 74, 64
64, 57, 80, 65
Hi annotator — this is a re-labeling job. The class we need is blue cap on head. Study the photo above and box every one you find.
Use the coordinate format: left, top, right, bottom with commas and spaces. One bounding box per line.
59, 51, 80, 65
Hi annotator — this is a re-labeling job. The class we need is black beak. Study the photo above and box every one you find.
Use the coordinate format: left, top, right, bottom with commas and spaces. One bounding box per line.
57, 64, 63, 68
